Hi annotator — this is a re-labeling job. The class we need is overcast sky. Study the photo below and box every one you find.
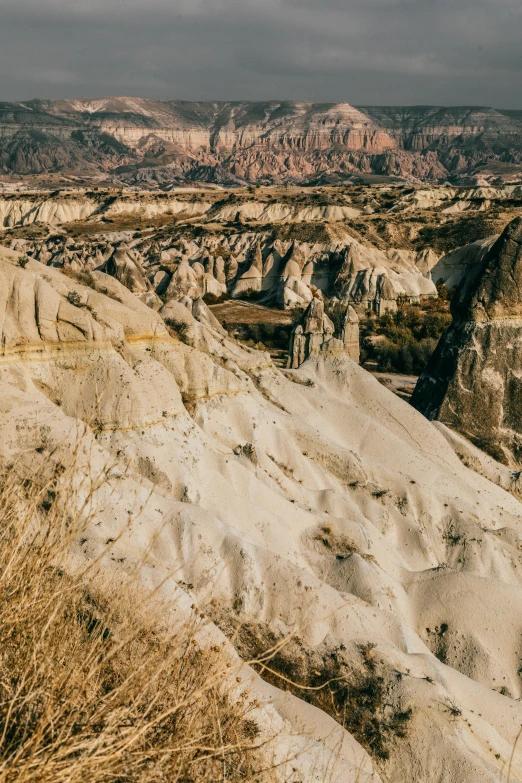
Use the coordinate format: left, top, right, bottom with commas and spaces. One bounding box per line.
1, 0, 521, 107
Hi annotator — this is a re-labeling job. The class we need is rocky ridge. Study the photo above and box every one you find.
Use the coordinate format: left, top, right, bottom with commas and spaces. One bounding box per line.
3, 183, 521, 367
0, 187, 450, 316
1, 99, 522, 186
3, 215, 438, 317
287, 298, 360, 369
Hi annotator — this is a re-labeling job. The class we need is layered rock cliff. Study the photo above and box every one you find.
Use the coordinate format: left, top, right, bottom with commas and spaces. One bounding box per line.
1, 99, 522, 185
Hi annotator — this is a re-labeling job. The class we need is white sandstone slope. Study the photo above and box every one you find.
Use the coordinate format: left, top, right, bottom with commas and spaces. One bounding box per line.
2, 185, 522, 232
0, 194, 212, 229
0, 193, 360, 231
391, 184, 522, 213
0, 187, 446, 315
0, 245, 522, 781
209, 200, 361, 223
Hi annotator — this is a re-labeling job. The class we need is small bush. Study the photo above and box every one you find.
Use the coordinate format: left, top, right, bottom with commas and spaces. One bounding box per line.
203, 292, 231, 305
232, 625, 412, 763
372, 336, 439, 375
0, 460, 268, 783
361, 290, 452, 374
240, 289, 265, 302
66, 290, 84, 307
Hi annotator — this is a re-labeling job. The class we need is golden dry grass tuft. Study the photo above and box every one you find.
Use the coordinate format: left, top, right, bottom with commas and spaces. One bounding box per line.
0, 460, 269, 783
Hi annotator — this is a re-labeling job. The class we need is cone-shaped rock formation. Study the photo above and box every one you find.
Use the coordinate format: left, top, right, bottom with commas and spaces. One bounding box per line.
412, 217, 522, 465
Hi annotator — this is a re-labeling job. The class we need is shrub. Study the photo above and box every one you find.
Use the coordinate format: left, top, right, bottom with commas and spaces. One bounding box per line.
66, 290, 84, 307
0, 460, 268, 783
361, 292, 452, 374
232, 626, 412, 763
202, 292, 231, 305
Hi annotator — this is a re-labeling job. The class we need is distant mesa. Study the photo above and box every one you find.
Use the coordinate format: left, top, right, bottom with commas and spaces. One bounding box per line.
1, 98, 522, 185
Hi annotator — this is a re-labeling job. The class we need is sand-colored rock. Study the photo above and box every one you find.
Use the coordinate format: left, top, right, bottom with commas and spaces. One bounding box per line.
288, 298, 359, 368
334, 241, 437, 314
14, 218, 438, 314
430, 235, 498, 289
341, 304, 360, 363
105, 244, 150, 294
2, 243, 522, 782
164, 258, 202, 300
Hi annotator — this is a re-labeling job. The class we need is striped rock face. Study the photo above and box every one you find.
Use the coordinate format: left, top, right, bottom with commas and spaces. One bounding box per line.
1, 99, 522, 185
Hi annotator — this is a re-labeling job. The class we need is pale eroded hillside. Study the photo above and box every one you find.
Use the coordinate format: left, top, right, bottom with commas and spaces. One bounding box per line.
1, 244, 522, 781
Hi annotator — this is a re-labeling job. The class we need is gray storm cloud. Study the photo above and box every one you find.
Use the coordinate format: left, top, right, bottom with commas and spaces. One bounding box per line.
0, 0, 521, 106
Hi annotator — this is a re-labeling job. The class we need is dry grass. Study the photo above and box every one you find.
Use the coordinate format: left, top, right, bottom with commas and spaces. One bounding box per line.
0, 459, 271, 783
227, 623, 412, 763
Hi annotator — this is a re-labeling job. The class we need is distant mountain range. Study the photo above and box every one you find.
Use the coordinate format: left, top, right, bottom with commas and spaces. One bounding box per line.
1, 98, 522, 186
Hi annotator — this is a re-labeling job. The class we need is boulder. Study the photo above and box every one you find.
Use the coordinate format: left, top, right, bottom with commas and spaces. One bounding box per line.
279, 276, 313, 309
231, 243, 263, 297
164, 258, 202, 300
191, 261, 205, 280
225, 256, 239, 284
302, 260, 314, 287
214, 256, 226, 285
159, 299, 198, 344
138, 291, 163, 311
304, 296, 325, 334
153, 270, 170, 295
203, 273, 226, 298
282, 286, 307, 309
416, 248, 439, 278
191, 298, 227, 336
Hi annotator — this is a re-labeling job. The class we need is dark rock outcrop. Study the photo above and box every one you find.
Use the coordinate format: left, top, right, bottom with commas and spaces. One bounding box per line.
412, 217, 522, 465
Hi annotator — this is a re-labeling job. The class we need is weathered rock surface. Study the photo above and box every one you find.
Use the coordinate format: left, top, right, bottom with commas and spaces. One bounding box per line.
288, 296, 334, 368
412, 216, 522, 465
333, 242, 436, 314
341, 304, 360, 363
287, 297, 359, 368
104, 243, 150, 293
430, 235, 498, 290
1, 186, 520, 232
9, 216, 438, 315
1, 243, 522, 781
